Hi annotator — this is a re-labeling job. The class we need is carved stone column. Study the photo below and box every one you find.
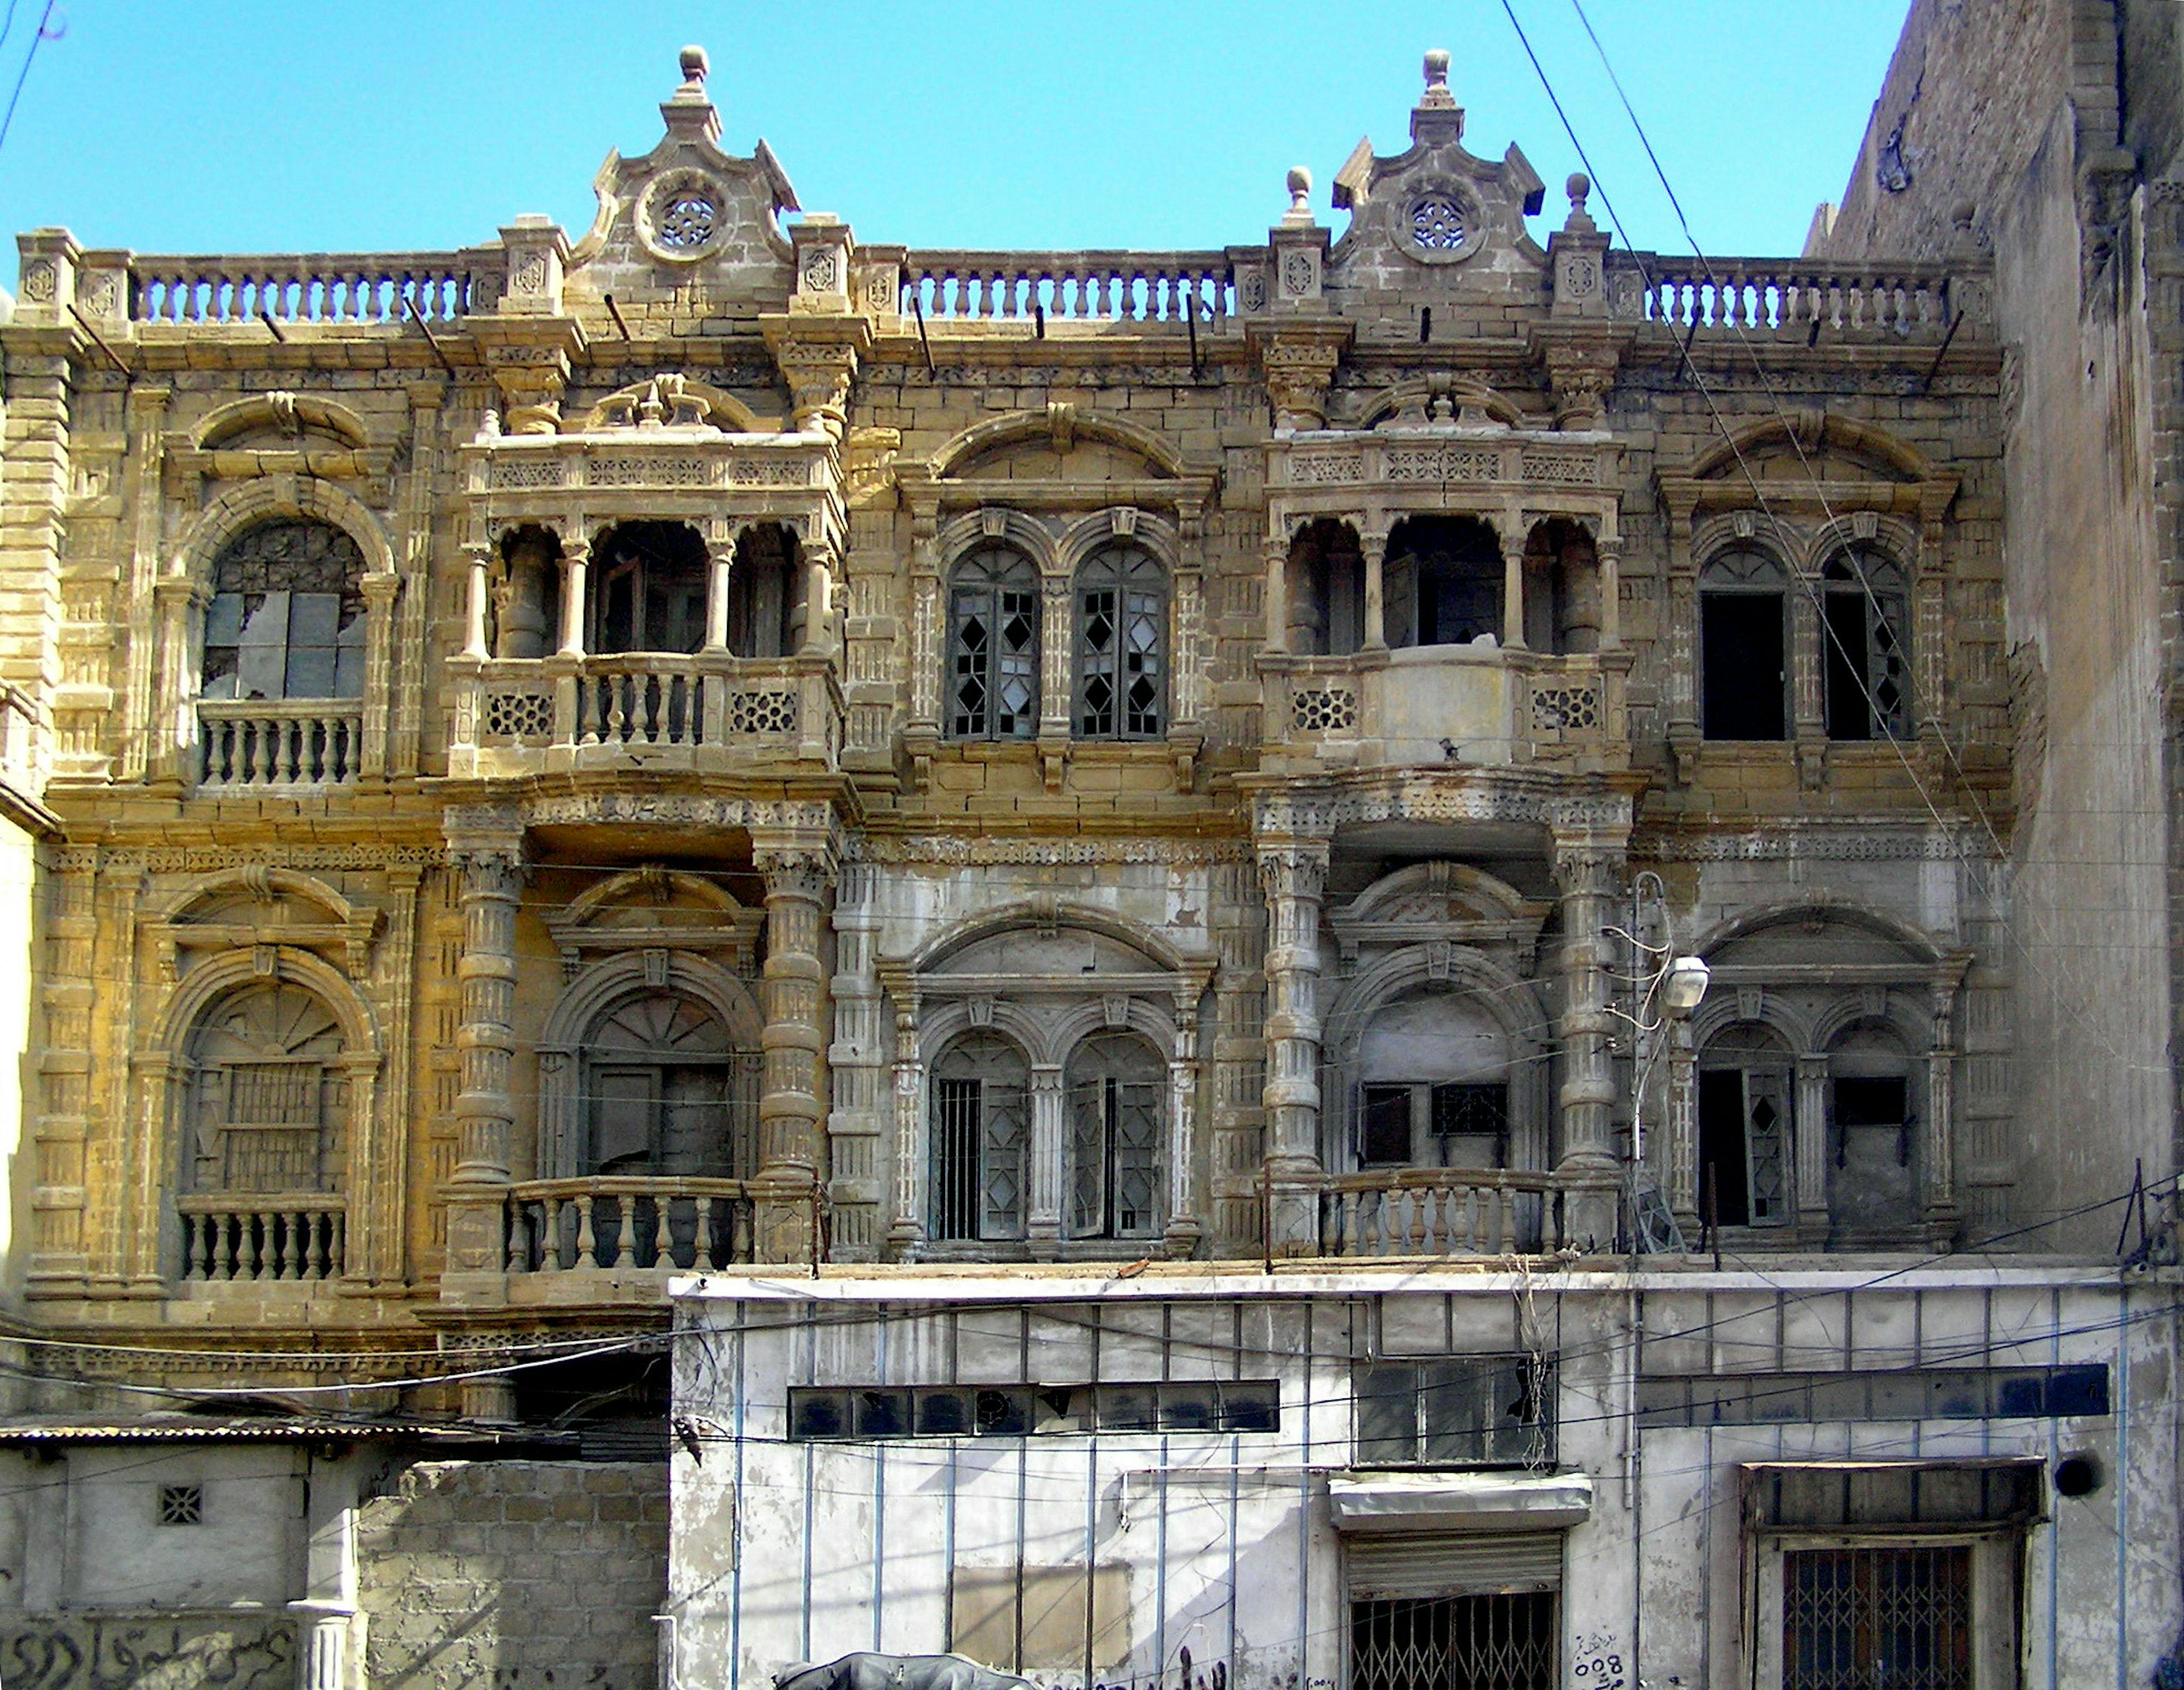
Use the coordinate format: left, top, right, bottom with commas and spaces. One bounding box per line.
1550, 831, 1626, 1250
359, 570, 399, 781
1664, 1021, 1699, 1231
753, 844, 836, 1261
1362, 521, 1391, 651
1026, 1064, 1067, 1257
1037, 569, 1073, 789
704, 538, 735, 652
1794, 1053, 1831, 1233
886, 991, 927, 1259
1790, 573, 1826, 788
149, 574, 208, 793
443, 831, 525, 1305
1924, 972, 1965, 1233
1164, 995, 1203, 1259
556, 541, 590, 658
825, 863, 886, 1259
1257, 839, 1330, 1254
117, 384, 169, 784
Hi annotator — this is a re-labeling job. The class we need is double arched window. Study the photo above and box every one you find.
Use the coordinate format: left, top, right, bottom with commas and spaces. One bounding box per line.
929, 1032, 1031, 1242
1074, 542, 1167, 739
947, 545, 1039, 740
1065, 1033, 1164, 1240
200, 521, 366, 702
1699, 540, 1914, 743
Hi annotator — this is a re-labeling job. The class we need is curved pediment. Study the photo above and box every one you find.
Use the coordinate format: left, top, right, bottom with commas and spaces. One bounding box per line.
162, 867, 363, 931
1358, 375, 1529, 431
1336, 861, 1547, 930
1701, 901, 1945, 969
194, 392, 372, 453
1689, 412, 1936, 485
930, 405, 1186, 483
579, 374, 780, 435
548, 867, 764, 973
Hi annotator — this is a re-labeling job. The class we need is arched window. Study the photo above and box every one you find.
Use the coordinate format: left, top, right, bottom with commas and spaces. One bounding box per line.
592, 521, 707, 655
1353, 989, 1511, 1170
1695, 1024, 1792, 1227
1384, 515, 1502, 649
1074, 543, 1166, 739
581, 991, 758, 1177
201, 521, 366, 701
930, 1033, 1030, 1242
1827, 1026, 1919, 1234
185, 982, 348, 1194
1066, 1032, 1164, 1241
948, 545, 1039, 740
1821, 545, 1910, 741
1699, 547, 1790, 740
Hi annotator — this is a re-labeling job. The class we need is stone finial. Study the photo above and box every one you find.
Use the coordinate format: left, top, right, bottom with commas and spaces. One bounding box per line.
678, 45, 709, 90
1563, 172, 1595, 233
1950, 198, 1976, 234
1420, 48, 1457, 110
1285, 166, 1313, 220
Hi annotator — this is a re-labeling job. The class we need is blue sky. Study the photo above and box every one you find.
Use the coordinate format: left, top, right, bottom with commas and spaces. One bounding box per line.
0, 2, 1908, 261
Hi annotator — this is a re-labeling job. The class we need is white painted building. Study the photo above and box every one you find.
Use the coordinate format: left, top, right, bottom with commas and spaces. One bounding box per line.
669, 1266, 2173, 1690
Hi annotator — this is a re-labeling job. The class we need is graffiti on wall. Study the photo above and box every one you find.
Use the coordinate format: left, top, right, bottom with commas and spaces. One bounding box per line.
0, 1613, 296, 1690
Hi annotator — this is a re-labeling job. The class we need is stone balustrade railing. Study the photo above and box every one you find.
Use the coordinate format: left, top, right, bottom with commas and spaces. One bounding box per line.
450, 652, 841, 775
901, 251, 1234, 322
129, 254, 488, 324
505, 1177, 755, 1273
1321, 1168, 1564, 1258
198, 698, 364, 789
176, 1194, 347, 1282
1610, 254, 1977, 340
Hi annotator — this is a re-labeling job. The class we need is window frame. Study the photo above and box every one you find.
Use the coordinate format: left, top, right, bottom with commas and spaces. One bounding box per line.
1064, 1031, 1166, 1242
1354, 1354, 1556, 1467
1698, 545, 1793, 742
929, 1032, 1031, 1244
588, 521, 709, 656
1356, 1081, 1510, 1170
1071, 542, 1169, 741
945, 543, 1041, 741
1752, 1531, 2019, 1690
199, 520, 368, 703
577, 989, 759, 1180
1820, 545, 1912, 742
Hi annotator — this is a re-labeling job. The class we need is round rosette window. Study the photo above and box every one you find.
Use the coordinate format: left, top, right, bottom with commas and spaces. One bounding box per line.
638, 170, 730, 263
1402, 182, 1487, 264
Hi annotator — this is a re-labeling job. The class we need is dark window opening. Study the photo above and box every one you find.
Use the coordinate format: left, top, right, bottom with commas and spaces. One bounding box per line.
512, 1350, 671, 1461
1359, 1083, 1509, 1169
201, 520, 367, 701
1521, 518, 1601, 655
1700, 548, 1789, 740
1783, 1546, 1970, 1690
1356, 1356, 1554, 1466
1386, 515, 1503, 649
1697, 1046, 1790, 1228
1350, 1593, 1556, 1690
591, 521, 708, 655
728, 523, 801, 657
789, 1380, 1279, 1440
1286, 517, 1366, 656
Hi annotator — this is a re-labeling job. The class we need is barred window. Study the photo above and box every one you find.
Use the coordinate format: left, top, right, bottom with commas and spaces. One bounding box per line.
187, 983, 348, 1195
201, 520, 366, 701
929, 1033, 1030, 1242
1073, 543, 1166, 740
1066, 1032, 1164, 1240
1783, 1546, 1970, 1690
789, 1380, 1277, 1440
1351, 1593, 1555, 1690
947, 545, 1038, 739
1822, 546, 1910, 741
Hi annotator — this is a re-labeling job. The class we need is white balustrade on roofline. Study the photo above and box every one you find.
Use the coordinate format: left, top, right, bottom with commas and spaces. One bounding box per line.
901, 251, 1235, 322
1608, 254, 1981, 339
129, 253, 492, 324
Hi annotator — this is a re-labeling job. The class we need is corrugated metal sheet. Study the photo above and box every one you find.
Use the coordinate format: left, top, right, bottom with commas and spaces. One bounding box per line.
0, 1418, 576, 1447
1344, 1529, 1565, 1599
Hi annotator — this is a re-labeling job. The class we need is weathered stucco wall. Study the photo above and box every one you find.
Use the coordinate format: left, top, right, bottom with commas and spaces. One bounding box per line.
357, 1461, 665, 1690
1822, 0, 2175, 1250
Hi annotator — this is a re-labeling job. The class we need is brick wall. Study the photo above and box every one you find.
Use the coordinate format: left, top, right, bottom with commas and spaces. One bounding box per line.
357, 1461, 666, 1690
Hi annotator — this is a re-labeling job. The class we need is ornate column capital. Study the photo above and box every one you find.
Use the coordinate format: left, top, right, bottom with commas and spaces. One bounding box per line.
761, 316, 874, 443
1255, 841, 1330, 903
755, 843, 839, 902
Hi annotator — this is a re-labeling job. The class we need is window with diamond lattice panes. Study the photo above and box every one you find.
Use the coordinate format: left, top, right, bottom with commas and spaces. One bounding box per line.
930, 1032, 1030, 1242
1821, 545, 1911, 740
1073, 543, 1166, 739
948, 545, 1039, 738
1066, 1032, 1164, 1240
1783, 1546, 1972, 1690
1696, 1025, 1791, 1227
200, 520, 367, 701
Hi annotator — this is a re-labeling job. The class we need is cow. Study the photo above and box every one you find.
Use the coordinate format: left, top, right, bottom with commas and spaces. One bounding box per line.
774, 1653, 1038, 1690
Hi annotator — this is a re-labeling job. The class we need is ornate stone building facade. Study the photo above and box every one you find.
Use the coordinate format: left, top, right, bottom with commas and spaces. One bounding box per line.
0, 36, 2171, 1690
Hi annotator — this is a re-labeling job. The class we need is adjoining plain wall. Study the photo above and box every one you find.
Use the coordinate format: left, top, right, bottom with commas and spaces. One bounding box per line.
356, 1459, 667, 1690
1821, 0, 2177, 1250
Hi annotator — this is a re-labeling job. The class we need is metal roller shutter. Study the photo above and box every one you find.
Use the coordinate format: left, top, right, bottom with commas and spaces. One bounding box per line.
1345, 1530, 1565, 1599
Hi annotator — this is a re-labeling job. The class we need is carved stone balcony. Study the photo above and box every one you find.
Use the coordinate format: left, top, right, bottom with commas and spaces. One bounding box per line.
1320, 1168, 1568, 1258
447, 653, 842, 779
176, 1194, 347, 1282
1259, 646, 1630, 775
196, 698, 365, 790
503, 1177, 756, 1276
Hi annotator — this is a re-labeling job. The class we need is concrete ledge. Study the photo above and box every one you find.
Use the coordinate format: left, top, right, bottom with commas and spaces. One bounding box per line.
1328, 1469, 1594, 1533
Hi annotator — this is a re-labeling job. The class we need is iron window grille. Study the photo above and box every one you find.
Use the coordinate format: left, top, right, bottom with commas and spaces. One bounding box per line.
1350, 1593, 1555, 1690
929, 1033, 1031, 1242
1067, 1034, 1165, 1240
1782, 1546, 1972, 1690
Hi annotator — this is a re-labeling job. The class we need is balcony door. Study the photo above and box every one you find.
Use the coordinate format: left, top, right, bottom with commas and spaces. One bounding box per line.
581, 989, 758, 1178
592, 521, 708, 656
